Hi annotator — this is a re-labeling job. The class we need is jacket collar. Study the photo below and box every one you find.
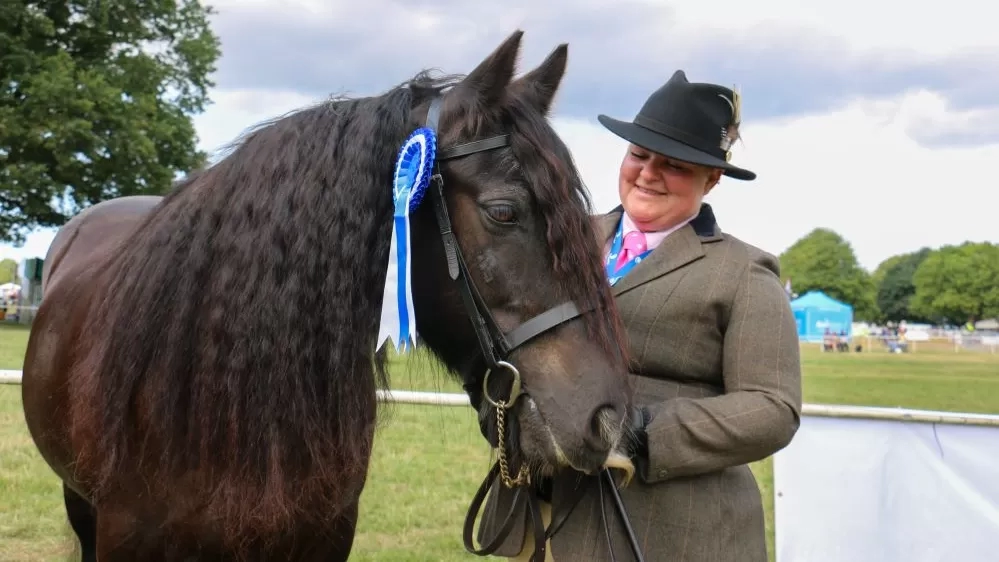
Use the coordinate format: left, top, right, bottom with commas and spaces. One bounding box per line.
597, 203, 724, 295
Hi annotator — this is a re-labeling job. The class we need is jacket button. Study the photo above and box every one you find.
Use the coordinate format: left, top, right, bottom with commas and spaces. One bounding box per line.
658, 469, 669, 479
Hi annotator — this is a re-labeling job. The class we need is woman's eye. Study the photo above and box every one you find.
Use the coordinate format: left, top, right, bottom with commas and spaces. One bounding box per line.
486, 204, 517, 224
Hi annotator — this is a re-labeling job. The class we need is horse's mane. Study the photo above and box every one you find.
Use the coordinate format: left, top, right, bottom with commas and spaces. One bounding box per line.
69, 69, 624, 548
501, 93, 625, 360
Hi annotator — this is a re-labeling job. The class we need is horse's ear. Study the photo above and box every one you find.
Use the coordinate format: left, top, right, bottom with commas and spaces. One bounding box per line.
509, 43, 568, 115
460, 30, 523, 107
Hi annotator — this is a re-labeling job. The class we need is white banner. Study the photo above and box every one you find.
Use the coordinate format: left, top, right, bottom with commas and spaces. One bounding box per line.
774, 410, 999, 562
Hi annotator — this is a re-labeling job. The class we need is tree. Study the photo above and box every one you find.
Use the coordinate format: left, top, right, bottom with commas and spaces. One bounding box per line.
0, 258, 17, 285
875, 247, 932, 323
871, 254, 905, 294
869, 254, 906, 322
910, 242, 999, 324
779, 228, 878, 321
0, 0, 221, 244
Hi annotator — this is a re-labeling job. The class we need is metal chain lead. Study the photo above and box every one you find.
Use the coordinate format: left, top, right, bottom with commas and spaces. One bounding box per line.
481, 360, 530, 488
495, 402, 530, 488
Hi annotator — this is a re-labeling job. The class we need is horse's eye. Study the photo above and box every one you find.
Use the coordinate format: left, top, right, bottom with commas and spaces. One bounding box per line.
485, 204, 517, 224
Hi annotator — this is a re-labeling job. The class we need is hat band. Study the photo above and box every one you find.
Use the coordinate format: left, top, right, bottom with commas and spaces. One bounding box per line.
633, 114, 724, 160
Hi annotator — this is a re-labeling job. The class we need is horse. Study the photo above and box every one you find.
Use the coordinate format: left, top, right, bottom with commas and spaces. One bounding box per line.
20, 30, 635, 561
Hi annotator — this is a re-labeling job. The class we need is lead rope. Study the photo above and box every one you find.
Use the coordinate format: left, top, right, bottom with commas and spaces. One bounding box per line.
598, 473, 618, 562
602, 469, 647, 562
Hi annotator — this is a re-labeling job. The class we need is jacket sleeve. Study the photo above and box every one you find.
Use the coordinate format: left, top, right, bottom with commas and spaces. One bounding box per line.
638, 251, 803, 483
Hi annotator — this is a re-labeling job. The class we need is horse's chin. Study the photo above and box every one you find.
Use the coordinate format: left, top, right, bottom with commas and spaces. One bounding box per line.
603, 450, 636, 487
516, 433, 635, 485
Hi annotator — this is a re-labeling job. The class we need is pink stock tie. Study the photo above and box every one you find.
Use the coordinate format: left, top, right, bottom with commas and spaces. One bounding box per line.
615, 230, 648, 272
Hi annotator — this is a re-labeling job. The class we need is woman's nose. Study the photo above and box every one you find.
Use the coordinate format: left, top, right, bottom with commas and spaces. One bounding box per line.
639, 162, 658, 182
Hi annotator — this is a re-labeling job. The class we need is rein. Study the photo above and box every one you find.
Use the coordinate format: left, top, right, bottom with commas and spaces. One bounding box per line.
422, 96, 646, 562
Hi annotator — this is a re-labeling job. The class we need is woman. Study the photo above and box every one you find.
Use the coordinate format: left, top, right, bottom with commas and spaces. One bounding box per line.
477, 70, 803, 562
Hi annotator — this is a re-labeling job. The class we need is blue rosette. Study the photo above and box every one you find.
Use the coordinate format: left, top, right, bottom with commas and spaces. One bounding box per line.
376, 128, 437, 353
394, 128, 436, 214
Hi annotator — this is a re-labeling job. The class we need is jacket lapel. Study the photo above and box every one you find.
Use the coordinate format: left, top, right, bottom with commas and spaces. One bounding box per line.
597, 204, 724, 296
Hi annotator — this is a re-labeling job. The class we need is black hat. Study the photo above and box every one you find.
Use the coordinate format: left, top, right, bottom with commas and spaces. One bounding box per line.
598, 70, 755, 181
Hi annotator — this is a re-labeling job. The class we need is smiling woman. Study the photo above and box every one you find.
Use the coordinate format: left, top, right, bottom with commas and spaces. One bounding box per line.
615, 146, 720, 233
478, 70, 804, 562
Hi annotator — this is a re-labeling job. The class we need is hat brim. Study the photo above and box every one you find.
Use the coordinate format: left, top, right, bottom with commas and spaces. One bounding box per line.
597, 115, 756, 181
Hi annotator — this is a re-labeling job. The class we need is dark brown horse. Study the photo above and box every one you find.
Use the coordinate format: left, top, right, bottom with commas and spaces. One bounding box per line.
20, 30, 634, 561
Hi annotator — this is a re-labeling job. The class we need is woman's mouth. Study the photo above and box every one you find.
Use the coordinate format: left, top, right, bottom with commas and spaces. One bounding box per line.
635, 185, 664, 197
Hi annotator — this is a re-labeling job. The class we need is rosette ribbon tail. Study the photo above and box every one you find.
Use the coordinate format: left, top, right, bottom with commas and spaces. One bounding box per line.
376, 194, 418, 352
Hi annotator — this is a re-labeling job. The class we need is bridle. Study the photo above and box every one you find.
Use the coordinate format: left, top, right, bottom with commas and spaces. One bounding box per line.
421, 95, 646, 562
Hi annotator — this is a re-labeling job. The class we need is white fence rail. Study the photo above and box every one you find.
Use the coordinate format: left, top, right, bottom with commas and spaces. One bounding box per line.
4, 369, 998, 426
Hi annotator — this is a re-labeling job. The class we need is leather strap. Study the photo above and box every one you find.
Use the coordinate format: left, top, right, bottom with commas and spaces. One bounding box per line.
505, 301, 584, 351
462, 465, 643, 562
439, 135, 511, 160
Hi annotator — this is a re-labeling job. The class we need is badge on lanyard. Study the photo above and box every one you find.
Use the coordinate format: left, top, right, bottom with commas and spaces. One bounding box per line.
605, 217, 652, 286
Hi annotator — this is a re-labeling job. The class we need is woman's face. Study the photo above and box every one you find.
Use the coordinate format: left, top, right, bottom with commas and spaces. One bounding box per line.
618, 144, 722, 232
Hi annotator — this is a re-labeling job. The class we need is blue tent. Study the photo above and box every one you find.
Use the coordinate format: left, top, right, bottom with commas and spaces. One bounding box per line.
790, 291, 853, 342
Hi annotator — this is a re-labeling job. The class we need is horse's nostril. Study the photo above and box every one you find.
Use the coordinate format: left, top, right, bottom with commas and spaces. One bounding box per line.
589, 404, 622, 445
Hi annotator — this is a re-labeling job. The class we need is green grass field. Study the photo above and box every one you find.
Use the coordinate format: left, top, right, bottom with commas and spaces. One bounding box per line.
1, 322, 997, 561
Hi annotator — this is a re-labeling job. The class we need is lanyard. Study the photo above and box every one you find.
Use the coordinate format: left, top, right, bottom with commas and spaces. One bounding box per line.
605, 217, 652, 286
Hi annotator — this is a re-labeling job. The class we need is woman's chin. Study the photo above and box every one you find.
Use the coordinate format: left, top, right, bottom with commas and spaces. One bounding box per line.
624, 200, 666, 227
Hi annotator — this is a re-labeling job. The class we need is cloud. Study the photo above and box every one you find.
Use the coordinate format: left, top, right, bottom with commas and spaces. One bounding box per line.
3, 0, 996, 273
202, 0, 999, 146
896, 91, 999, 148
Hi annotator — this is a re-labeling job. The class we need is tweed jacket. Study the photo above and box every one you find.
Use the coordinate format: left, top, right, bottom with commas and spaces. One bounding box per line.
475, 203, 803, 562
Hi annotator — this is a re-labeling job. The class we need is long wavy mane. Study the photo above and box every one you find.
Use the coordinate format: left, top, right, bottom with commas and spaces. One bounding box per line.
67, 67, 625, 550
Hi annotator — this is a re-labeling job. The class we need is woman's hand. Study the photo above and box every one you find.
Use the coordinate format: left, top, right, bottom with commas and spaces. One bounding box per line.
626, 405, 653, 460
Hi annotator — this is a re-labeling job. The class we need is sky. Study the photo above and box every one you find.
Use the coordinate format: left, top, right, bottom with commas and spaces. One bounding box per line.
2, 0, 997, 273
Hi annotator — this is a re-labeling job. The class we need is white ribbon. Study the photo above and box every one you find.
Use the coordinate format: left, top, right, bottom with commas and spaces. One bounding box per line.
376, 199, 417, 352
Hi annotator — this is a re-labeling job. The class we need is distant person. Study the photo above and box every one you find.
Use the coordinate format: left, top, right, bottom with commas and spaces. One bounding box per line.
823, 327, 836, 352
837, 329, 850, 352
477, 70, 803, 562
